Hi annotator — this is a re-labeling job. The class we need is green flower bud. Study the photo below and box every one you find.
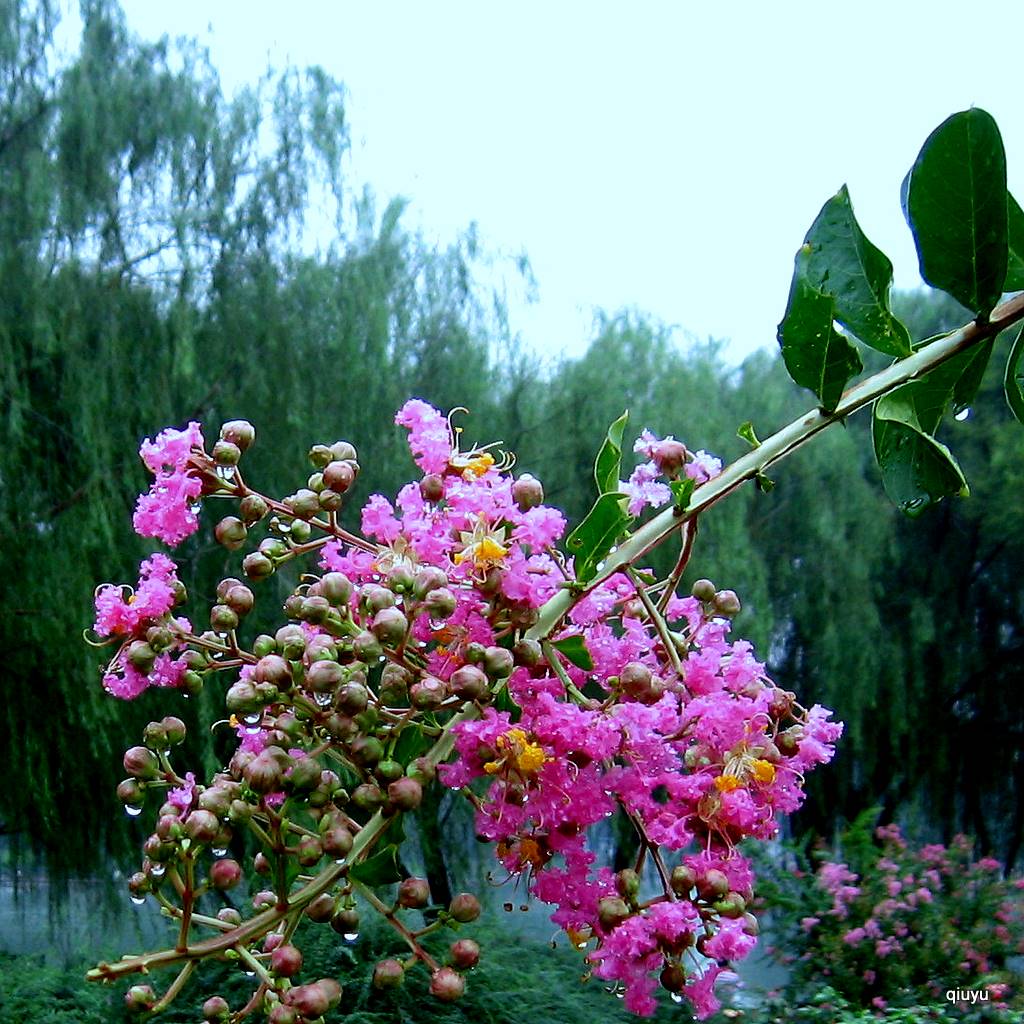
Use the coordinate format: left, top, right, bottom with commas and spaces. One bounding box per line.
691, 578, 717, 602
598, 896, 630, 931
375, 759, 404, 783
290, 519, 312, 543
306, 659, 343, 693
124, 984, 156, 1013
321, 826, 353, 859
296, 836, 323, 867
351, 782, 385, 812
412, 566, 448, 598
226, 680, 260, 714
410, 676, 447, 709
123, 746, 160, 780
141, 720, 168, 749
215, 516, 247, 551
284, 489, 320, 519
450, 665, 489, 701
483, 646, 514, 679
212, 439, 241, 466
321, 572, 353, 606
242, 552, 274, 581
127, 641, 157, 673
220, 420, 255, 452
713, 589, 741, 617
512, 638, 542, 667
371, 607, 408, 646
161, 716, 186, 745
352, 631, 383, 662
308, 444, 333, 468
616, 868, 641, 900
239, 494, 269, 524
670, 864, 697, 896
372, 958, 405, 989
210, 604, 239, 632
329, 440, 357, 462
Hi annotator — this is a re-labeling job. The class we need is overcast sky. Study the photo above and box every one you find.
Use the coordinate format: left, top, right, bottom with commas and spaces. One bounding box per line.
118, 1, 1024, 364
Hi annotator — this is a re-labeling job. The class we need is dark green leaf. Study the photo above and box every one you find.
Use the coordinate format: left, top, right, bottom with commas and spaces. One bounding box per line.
873, 392, 969, 517
778, 273, 863, 411
801, 185, 911, 356
594, 410, 629, 495
1005, 193, 1024, 291
391, 725, 431, 767
737, 421, 760, 448
669, 477, 694, 511
349, 845, 404, 886
755, 472, 776, 493
493, 684, 522, 721
552, 635, 594, 671
1004, 325, 1024, 424
565, 492, 632, 584
902, 108, 1008, 317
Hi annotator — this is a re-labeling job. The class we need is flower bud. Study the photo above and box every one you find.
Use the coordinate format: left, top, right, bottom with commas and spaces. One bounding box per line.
398, 877, 430, 909
254, 654, 291, 688
410, 676, 447, 709
430, 967, 466, 1002
284, 489, 319, 519
215, 516, 247, 551
271, 943, 303, 977
239, 494, 269, 524
598, 896, 630, 931
128, 871, 150, 898
225, 680, 260, 715
670, 864, 697, 896
316, 979, 343, 1009
330, 906, 360, 936
321, 572, 353, 606
284, 983, 329, 1019
308, 443, 333, 468
618, 662, 665, 705
450, 665, 489, 701
412, 566, 448, 598
305, 893, 336, 923
321, 826, 353, 859
350, 736, 384, 767
296, 836, 323, 867
198, 786, 231, 817
371, 606, 408, 646
407, 757, 436, 784
352, 783, 385, 812
323, 460, 356, 494
448, 892, 481, 923
512, 638, 542, 667
123, 746, 160, 780
352, 630, 383, 662
483, 646, 514, 679
691, 578, 717, 602
124, 984, 156, 1013
329, 440, 357, 462
660, 963, 687, 993
299, 595, 331, 624
698, 868, 730, 900
202, 995, 231, 1022
335, 680, 369, 715
450, 938, 480, 969
305, 659, 343, 693
127, 641, 157, 673
212, 439, 241, 466
420, 473, 445, 502
713, 589, 741, 617
220, 420, 255, 452
161, 716, 186, 745
117, 778, 146, 808
244, 751, 283, 794
209, 859, 242, 890
616, 868, 641, 900
184, 809, 220, 844
210, 604, 239, 632
388, 777, 423, 812
242, 552, 274, 581
512, 473, 544, 511
424, 586, 457, 620
713, 891, 747, 919
373, 958, 405, 989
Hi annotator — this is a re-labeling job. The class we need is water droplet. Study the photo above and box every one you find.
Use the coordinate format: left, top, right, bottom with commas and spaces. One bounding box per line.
671, 992, 684, 1004
125, 804, 143, 817
343, 931, 359, 942
596, 561, 606, 572
243, 970, 256, 978
130, 895, 146, 905
313, 691, 332, 707
189, 502, 202, 515
216, 465, 236, 481
150, 863, 166, 877
242, 712, 261, 725
429, 617, 448, 631
609, 545, 618, 554
212, 847, 228, 857
377, 655, 386, 663
955, 407, 971, 422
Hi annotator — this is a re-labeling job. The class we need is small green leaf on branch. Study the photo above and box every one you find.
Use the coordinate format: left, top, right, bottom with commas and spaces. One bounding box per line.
594, 410, 629, 495
565, 493, 632, 584
1004, 325, 1024, 424
669, 477, 695, 513
349, 845, 404, 886
737, 421, 761, 448
551, 635, 594, 671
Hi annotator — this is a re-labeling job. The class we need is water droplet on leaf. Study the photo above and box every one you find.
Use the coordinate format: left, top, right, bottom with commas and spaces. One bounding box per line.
125, 805, 143, 817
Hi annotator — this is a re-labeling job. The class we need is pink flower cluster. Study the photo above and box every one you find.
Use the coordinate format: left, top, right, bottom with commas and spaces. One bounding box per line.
132, 421, 205, 545
93, 554, 189, 699
621, 428, 722, 516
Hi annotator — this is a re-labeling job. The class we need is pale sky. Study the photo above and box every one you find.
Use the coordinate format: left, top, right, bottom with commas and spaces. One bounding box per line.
117, 1, 1024, 364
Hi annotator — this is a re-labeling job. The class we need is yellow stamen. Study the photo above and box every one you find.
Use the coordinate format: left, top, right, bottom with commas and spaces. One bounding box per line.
493, 728, 548, 776
751, 759, 776, 784
463, 452, 495, 479
715, 775, 742, 793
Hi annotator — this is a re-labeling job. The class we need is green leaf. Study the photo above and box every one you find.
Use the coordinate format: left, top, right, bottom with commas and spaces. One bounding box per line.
594, 410, 629, 495
669, 477, 694, 511
552, 635, 594, 671
1004, 325, 1024, 424
736, 421, 760, 448
349, 845, 404, 887
493, 684, 522, 721
800, 185, 911, 357
391, 724, 431, 767
777, 272, 863, 411
565, 492, 632, 584
902, 108, 1008, 317
873, 392, 969, 517
1005, 193, 1024, 291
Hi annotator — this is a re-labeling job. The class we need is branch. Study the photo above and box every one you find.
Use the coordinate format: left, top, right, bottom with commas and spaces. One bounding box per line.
527, 293, 1024, 642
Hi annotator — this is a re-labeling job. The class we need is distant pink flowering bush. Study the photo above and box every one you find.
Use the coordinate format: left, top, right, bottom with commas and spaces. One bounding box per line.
758, 813, 1024, 1013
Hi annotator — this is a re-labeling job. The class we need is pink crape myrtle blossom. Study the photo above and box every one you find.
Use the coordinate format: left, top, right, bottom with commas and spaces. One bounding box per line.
132, 421, 206, 545
94, 553, 180, 637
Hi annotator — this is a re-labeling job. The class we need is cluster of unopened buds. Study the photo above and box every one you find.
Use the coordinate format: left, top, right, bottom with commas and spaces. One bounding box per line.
87, 399, 842, 1020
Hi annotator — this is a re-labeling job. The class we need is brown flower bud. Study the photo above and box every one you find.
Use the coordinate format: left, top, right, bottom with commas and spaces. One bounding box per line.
430, 967, 466, 1002
450, 938, 480, 969
123, 746, 159, 780
448, 892, 481, 923
220, 420, 255, 452
388, 777, 423, 812
397, 877, 430, 908
512, 473, 544, 511
271, 944, 303, 977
